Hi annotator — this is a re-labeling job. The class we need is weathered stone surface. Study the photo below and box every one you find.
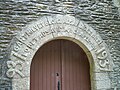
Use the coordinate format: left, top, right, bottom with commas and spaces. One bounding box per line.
113, 0, 120, 14
12, 77, 30, 90
95, 79, 111, 89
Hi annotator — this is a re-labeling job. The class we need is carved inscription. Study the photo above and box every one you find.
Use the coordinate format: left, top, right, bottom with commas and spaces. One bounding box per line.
50, 24, 66, 35
19, 20, 49, 42
6, 61, 24, 78
19, 26, 42, 42
78, 22, 102, 45
11, 51, 26, 61
13, 41, 23, 52
7, 15, 112, 78
75, 28, 95, 50
7, 40, 32, 78
12, 40, 31, 60
96, 47, 110, 70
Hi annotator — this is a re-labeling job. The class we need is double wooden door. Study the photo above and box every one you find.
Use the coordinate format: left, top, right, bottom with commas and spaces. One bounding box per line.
30, 40, 91, 90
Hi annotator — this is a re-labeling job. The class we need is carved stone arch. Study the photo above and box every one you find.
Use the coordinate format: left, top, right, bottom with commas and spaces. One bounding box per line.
7, 15, 113, 90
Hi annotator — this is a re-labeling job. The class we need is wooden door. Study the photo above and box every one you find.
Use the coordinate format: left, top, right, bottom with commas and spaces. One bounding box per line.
61, 40, 91, 90
30, 40, 91, 90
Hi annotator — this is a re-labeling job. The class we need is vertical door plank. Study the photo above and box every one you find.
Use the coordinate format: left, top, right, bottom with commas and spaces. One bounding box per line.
31, 40, 61, 90
61, 40, 91, 90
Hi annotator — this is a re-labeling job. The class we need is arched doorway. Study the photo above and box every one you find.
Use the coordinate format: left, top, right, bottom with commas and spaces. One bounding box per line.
30, 39, 91, 90
6, 15, 112, 90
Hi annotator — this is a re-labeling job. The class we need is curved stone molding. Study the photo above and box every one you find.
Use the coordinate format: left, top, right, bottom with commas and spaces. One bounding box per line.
7, 15, 113, 90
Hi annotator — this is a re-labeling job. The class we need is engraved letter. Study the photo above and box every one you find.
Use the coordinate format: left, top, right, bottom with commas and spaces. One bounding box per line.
6, 61, 24, 78
96, 47, 109, 68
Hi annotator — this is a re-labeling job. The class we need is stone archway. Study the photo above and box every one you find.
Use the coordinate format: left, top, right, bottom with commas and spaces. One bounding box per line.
6, 15, 113, 90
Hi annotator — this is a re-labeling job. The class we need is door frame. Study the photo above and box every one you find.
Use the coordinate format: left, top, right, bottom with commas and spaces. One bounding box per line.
6, 15, 113, 90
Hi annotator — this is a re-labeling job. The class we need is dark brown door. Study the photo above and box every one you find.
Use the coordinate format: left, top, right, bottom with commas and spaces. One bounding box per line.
30, 40, 91, 90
